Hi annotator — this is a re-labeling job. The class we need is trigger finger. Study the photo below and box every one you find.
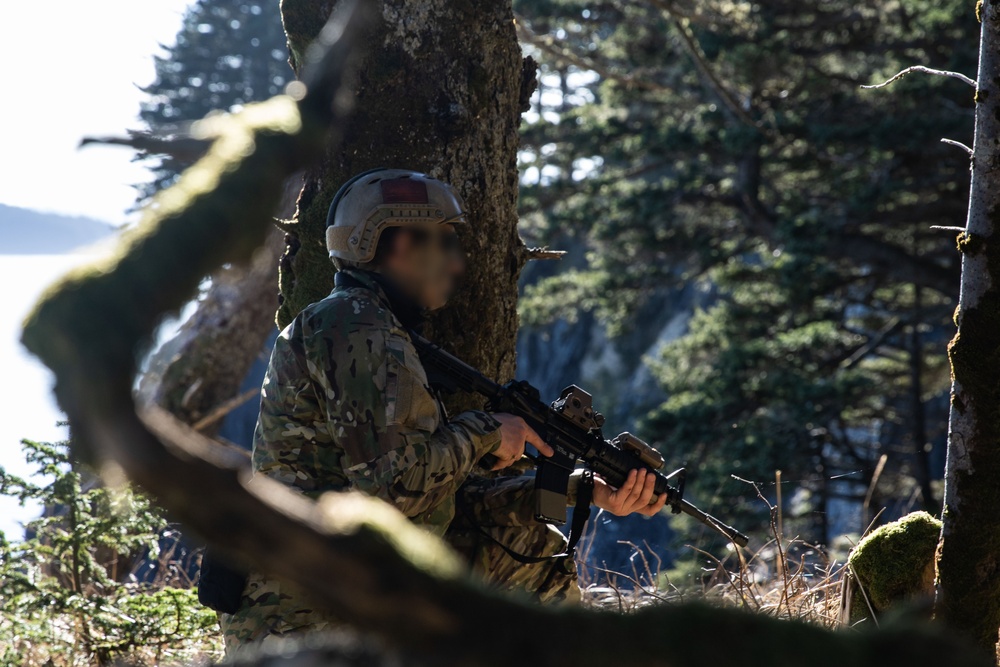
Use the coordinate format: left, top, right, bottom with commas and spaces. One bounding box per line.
525, 427, 554, 457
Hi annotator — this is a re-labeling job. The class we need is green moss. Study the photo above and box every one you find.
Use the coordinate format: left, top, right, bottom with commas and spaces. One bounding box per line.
849, 511, 942, 612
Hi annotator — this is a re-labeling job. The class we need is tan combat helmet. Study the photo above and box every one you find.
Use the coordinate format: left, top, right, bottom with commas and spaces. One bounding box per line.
325, 168, 468, 265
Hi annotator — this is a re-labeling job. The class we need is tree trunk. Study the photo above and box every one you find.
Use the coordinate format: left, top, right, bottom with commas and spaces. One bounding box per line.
138, 175, 300, 432
935, 1, 1000, 658
278, 0, 537, 402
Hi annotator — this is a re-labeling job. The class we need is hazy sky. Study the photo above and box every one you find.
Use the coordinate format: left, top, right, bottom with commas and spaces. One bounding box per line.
1, 0, 193, 223
0, 1, 194, 537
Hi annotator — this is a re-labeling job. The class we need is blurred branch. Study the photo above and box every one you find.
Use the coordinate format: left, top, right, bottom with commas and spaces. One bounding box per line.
192, 388, 261, 433
861, 66, 976, 89
653, 4, 763, 133
80, 130, 212, 163
514, 16, 669, 93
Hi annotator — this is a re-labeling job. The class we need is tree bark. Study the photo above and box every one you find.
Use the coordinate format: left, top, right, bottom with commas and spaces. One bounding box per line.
139, 223, 283, 432
278, 0, 537, 403
935, 1, 1000, 658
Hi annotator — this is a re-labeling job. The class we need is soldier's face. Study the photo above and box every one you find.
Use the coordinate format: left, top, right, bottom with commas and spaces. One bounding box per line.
385, 225, 465, 310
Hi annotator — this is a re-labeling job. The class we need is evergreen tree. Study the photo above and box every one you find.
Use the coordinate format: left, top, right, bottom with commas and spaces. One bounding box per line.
0, 438, 219, 664
136, 0, 291, 201
515, 0, 978, 538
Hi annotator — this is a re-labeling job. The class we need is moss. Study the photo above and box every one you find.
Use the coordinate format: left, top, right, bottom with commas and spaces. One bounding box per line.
849, 511, 942, 613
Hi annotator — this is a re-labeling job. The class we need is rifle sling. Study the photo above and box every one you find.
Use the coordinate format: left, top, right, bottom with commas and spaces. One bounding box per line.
459, 469, 594, 565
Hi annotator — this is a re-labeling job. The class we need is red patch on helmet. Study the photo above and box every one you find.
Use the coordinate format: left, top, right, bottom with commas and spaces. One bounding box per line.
380, 179, 429, 204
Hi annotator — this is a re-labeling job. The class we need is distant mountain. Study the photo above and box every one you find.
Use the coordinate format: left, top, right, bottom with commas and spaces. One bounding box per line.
0, 204, 118, 254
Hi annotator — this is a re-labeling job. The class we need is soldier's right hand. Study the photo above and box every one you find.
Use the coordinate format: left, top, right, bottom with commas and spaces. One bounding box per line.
491, 414, 554, 470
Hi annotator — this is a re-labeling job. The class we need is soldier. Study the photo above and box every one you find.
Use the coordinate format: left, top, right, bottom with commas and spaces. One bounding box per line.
220, 169, 667, 654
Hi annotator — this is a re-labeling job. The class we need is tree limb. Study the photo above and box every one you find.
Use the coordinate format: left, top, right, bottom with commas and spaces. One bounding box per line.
940, 138, 973, 155
861, 65, 977, 90
514, 16, 668, 93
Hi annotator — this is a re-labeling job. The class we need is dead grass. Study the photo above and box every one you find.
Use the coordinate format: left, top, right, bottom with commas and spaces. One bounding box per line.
578, 482, 853, 629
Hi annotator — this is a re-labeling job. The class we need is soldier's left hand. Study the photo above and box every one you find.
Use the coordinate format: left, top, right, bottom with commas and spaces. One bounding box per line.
592, 468, 668, 517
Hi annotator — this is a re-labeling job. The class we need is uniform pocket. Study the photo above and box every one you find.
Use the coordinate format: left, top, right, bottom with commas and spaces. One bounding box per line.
386, 335, 439, 432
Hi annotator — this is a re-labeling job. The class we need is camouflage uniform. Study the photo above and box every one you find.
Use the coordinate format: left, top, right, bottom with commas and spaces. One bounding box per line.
221, 269, 579, 654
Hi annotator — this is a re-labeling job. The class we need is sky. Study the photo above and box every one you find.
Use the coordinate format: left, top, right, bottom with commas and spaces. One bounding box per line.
0, 0, 194, 537
0, 0, 194, 223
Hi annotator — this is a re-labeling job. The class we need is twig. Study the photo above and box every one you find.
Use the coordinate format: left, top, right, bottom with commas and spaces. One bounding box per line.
940, 138, 973, 155
734, 475, 793, 618
862, 454, 888, 529
659, 10, 762, 133
524, 247, 567, 261
514, 16, 667, 93
861, 65, 976, 90
192, 388, 260, 432
930, 225, 967, 232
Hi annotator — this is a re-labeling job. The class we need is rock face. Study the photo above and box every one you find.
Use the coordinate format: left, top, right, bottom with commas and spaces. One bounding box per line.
845, 511, 942, 623
515, 248, 713, 578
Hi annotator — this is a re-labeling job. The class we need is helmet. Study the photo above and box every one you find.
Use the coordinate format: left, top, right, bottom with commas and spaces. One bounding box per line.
325, 168, 468, 265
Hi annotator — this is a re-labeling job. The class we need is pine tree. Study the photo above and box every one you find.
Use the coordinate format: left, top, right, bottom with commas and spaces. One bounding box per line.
514, 0, 978, 537
137, 0, 291, 201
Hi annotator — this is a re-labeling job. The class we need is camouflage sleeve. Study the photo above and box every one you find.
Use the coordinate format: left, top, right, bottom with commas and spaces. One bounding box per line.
304, 314, 502, 519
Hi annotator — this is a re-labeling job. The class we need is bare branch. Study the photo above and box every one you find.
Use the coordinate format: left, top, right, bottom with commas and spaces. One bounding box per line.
80, 131, 211, 162
655, 7, 763, 133
514, 16, 668, 93
192, 388, 260, 432
861, 66, 976, 90
940, 138, 973, 155
524, 247, 567, 261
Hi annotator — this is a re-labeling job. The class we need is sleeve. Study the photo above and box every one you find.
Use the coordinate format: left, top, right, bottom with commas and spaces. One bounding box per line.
306, 318, 502, 518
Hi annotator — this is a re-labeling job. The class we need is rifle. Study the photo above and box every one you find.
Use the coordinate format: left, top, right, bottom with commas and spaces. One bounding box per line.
409, 331, 749, 548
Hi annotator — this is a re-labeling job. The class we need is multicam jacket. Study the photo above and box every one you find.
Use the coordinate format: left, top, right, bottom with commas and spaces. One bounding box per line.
251, 268, 504, 534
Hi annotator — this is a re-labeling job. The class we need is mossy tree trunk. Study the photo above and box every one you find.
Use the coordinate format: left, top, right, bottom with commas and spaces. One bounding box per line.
278, 0, 536, 398
935, 0, 1000, 658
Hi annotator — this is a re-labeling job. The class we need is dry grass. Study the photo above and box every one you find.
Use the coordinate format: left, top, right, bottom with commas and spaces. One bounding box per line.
578, 485, 852, 629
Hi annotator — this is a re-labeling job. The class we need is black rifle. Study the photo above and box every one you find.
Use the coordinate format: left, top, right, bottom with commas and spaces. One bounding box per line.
410, 331, 750, 547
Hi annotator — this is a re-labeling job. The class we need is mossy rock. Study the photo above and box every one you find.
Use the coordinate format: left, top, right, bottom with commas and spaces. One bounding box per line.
847, 511, 942, 620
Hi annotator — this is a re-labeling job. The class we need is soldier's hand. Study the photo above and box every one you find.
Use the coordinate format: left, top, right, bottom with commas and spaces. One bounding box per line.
593, 468, 668, 517
491, 413, 554, 470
